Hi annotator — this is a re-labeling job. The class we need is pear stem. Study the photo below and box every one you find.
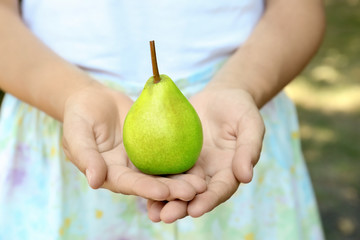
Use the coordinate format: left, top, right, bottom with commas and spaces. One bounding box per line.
150, 40, 161, 83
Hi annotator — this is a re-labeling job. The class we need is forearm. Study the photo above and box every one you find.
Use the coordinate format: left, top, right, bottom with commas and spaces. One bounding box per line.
207, 0, 325, 108
0, 1, 95, 121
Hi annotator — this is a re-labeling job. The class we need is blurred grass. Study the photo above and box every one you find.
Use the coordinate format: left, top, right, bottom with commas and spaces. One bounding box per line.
286, 0, 360, 239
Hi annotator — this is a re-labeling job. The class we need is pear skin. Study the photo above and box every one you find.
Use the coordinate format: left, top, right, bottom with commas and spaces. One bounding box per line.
123, 74, 203, 175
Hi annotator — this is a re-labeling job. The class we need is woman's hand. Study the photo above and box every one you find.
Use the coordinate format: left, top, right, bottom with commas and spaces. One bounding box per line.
147, 88, 265, 223
62, 81, 206, 202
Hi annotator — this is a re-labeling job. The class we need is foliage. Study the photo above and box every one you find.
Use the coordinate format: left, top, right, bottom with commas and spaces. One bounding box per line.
286, 0, 360, 239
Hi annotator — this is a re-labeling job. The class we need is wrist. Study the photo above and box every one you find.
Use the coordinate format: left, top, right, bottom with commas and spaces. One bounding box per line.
63, 79, 133, 125
51, 71, 97, 122
205, 71, 273, 109
205, 45, 283, 109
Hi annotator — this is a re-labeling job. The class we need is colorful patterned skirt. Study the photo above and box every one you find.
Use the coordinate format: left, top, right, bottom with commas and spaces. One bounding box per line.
0, 63, 324, 239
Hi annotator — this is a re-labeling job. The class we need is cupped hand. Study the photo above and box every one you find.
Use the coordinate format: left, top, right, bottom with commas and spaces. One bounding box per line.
147, 88, 265, 223
62, 81, 206, 202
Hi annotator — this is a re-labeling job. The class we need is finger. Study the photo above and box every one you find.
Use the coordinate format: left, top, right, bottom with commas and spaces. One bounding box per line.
160, 200, 188, 223
62, 121, 107, 189
104, 166, 170, 201
105, 169, 199, 201
233, 109, 265, 183
147, 200, 166, 223
187, 168, 239, 218
157, 177, 197, 201
186, 163, 207, 179
101, 146, 197, 201
168, 173, 207, 194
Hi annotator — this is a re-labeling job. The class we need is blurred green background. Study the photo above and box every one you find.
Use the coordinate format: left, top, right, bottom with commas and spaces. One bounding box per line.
286, 0, 360, 239
0, 0, 359, 239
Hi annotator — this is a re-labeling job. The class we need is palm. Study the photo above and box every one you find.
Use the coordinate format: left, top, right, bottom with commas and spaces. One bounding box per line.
147, 88, 265, 222
189, 89, 265, 214
62, 84, 206, 203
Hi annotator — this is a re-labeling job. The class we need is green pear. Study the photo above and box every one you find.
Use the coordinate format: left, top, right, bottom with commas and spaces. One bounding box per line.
122, 41, 203, 175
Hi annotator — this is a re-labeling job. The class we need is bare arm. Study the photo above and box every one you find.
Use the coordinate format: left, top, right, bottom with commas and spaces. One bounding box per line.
207, 0, 326, 107
0, 0, 95, 121
148, 0, 326, 223
0, 0, 206, 202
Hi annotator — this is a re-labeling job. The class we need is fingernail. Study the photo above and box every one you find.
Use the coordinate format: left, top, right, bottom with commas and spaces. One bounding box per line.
86, 169, 92, 185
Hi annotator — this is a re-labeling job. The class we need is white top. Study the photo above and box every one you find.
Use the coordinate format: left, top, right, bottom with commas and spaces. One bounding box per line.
22, 0, 264, 87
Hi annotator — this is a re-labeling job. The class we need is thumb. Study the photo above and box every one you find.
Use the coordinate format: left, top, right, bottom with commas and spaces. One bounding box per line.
232, 145, 258, 183
232, 110, 265, 183
62, 119, 107, 189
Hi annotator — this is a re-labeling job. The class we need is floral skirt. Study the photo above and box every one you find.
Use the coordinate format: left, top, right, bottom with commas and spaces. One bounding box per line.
0, 63, 324, 240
